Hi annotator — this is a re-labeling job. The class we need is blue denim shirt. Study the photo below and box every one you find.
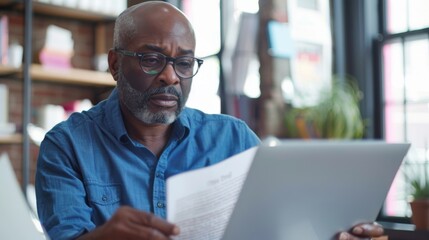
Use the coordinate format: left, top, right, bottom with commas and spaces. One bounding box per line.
35, 88, 260, 240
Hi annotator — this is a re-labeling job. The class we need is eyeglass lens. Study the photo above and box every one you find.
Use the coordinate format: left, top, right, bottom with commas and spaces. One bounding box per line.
140, 53, 200, 78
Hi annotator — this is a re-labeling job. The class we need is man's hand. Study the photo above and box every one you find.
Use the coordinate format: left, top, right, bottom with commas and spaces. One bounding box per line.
338, 222, 384, 240
77, 206, 180, 240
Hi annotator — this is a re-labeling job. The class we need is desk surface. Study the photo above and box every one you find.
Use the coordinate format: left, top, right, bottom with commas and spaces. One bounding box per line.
377, 221, 429, 240
384, 228, 429, 240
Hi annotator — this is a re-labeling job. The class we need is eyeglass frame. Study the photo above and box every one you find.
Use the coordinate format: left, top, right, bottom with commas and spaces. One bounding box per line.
114, 48, 204, 79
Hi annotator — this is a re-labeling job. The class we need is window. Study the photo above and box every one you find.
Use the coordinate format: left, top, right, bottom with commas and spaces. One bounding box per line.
381, 0, 429, 218
173, 0, 260, 115
176, 0, 222, 114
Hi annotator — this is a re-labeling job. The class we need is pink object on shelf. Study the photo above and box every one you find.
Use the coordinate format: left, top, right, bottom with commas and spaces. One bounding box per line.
39, 48, 73, 69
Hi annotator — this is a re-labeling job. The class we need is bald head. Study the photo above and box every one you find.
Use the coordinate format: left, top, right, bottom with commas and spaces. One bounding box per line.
113, 1, 195, 50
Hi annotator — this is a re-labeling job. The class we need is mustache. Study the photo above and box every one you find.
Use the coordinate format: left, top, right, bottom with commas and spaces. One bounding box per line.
146, 86, 181, 98
143, 86, 183, 108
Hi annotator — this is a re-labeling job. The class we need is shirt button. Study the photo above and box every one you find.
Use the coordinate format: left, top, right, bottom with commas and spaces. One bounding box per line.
102, 195, 107, 201
119, 136, 128, 143
156, 172, 162, 178
157, 202, 164, 208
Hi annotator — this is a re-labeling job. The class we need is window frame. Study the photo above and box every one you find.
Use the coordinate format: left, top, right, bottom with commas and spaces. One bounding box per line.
376, 0, 429, 224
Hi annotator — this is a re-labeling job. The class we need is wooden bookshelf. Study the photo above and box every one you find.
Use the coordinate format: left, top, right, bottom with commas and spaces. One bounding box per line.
32, 2, 118, 21
0, 65, 19, 76
0, 0, 118, 21
29, 64, 115, 87
1, 64, 115, 87
0, 133, 22, 144
0, 0, 119, 196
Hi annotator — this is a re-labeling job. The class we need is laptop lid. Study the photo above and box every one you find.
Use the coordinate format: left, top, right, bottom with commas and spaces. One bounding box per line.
222, 140, 410, 240
0, 153, 49, 240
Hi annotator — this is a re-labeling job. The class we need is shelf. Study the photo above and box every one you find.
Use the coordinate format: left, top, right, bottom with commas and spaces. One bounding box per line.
0, 65, 20, 76
0, 1, 118, 22
0, 133, 22, 144
29, 64, 116, 87
0, 64, 116, 87
32, 2, 118, 21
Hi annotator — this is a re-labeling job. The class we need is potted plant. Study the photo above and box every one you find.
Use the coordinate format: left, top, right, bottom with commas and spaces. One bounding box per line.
405, 160, 429, 230
284, 76, 365, 139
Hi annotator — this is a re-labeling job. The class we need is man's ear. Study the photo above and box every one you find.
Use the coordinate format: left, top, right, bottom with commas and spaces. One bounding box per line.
108, 49, 120, 81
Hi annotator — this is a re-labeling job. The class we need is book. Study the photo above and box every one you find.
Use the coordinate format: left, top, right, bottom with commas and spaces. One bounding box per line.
0, 84, 16, 136
0, 84, 8, 124
0, 15, 8, 65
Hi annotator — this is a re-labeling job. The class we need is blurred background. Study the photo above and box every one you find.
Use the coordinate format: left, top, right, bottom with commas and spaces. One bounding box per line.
0, 0, 428, 230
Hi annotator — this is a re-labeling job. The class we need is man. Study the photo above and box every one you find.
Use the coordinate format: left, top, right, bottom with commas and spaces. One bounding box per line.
36, 1, 384, 240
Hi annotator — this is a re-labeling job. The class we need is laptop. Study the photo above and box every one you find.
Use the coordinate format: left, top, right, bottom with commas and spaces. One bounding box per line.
0, 153, 49, 240
221, 140, 410, 240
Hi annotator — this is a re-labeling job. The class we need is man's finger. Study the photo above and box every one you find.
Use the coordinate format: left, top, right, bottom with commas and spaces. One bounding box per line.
338, 232, 360, 240
352, 222, 384, 237
133, 210, 180, 236
126, 222, 175, 240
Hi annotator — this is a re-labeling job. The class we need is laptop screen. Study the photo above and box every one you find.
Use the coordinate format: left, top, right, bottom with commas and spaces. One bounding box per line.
222, 140, 410, 240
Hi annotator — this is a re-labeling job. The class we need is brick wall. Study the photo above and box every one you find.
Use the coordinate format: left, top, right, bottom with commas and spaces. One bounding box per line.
0, 9, 114, 184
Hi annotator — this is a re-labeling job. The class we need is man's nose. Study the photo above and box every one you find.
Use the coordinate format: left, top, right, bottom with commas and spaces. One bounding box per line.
158, 62, 180, 85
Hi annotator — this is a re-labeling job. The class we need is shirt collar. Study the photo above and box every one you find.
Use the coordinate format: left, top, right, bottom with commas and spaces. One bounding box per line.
103, 88, 129, 143
173, 109, 190, 141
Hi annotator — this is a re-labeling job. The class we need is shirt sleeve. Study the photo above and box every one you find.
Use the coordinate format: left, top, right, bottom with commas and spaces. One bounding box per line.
238, 119, 261, 149
35, 126, 94, 240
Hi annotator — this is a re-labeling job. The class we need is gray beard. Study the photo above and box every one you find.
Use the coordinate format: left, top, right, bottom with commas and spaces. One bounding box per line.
117, 71, 184, 124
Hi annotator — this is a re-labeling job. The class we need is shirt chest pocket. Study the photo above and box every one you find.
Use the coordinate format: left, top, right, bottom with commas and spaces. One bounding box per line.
86, 183, 121, 206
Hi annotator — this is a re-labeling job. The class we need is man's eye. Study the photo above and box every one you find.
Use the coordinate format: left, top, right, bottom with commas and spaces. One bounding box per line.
176, 59, 194, 69
141, 56, 161, 66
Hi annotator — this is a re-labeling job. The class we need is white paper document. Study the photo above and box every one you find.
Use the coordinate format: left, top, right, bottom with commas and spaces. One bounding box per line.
167, 147, 257, 240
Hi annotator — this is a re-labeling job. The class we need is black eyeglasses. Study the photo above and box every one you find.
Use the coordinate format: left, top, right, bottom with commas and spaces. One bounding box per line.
114, 49, 204, 79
